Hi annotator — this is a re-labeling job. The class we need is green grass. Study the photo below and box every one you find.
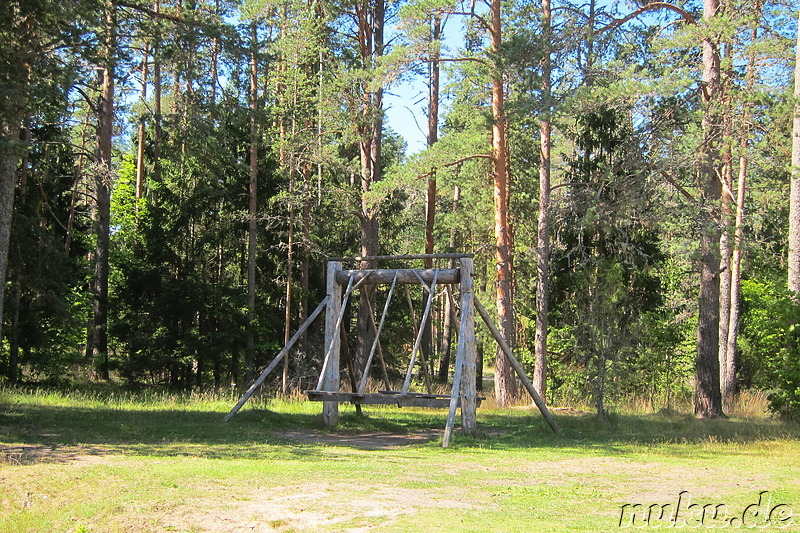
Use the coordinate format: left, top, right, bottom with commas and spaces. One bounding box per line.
1, 386, 799, 532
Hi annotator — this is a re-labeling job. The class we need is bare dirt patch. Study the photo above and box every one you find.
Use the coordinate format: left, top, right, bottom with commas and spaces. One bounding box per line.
274, 429, 441, 450
163, 480, 479, 533
0, 443, 124, 466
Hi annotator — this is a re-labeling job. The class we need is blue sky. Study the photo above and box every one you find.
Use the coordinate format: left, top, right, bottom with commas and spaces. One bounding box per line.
385, 80, 430, 155
382, 11, 468, 156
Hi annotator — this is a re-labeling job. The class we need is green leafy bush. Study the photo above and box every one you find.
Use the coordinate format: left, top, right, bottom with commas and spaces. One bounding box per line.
739, 279, 800, 419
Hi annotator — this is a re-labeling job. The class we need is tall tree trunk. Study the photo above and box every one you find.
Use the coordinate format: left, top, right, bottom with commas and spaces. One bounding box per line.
19, 96, 30, 198
695, 0, 724, 418
8, 88, 31, 384
726, 151, 746, 402
299, 0, 317, 354
210, 0, 219, 118
491, 0, 517, 406
726, 11, 760, 402
718, 41, 734, 402
299, 163, 311, 355
172, 0, 183, 116
91, 1, 116, 381
424, 16, 440, 260
66, 113, 90, 254
152, 0, 162, 192
246, 22, 259, 385
789, 8, 800, 294
438, 185, 460, 383
354, 0, 385, 372
0, 38, 29, 359
0, 118, 19, 362
534, 0, 552, 405
421, 14, 441, 374
316, 1, 325, 206
215, 239, 224, 389
282, 75, 298, 394
8, 286, 21, 384
135, 42, 148, 200
283, 211, 294, 393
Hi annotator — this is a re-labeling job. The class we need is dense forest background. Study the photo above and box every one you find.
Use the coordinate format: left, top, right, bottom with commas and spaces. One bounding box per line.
2, 0, 800, 419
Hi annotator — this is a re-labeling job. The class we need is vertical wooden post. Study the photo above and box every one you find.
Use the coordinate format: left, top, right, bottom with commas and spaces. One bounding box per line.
459, 258, 477, 434
443, 257, 477, 447
323, 261, 343, 426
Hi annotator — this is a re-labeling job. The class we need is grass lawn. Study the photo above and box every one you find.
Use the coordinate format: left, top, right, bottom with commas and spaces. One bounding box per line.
1, 387, 799, 532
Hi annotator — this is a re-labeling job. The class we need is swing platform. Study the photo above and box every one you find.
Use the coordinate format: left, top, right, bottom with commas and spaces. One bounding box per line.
305, 390, 484, 408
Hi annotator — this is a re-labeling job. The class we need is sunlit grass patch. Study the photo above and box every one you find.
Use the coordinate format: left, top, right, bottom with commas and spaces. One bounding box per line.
1, 387, 799, 532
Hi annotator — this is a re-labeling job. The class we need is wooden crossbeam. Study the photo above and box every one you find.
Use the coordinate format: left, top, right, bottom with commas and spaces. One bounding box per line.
336, 268, 458, 285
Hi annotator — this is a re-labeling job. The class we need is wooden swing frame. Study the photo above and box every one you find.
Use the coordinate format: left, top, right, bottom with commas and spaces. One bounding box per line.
223, 253, 560, 447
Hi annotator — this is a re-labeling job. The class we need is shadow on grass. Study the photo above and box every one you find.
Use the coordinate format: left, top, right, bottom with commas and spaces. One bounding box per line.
1, 395, 798, 462
457, 409, 800, 454
0, 403, 329, 461
0, 398, 455, 461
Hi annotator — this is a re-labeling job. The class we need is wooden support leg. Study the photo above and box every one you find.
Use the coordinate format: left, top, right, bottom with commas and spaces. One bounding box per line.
443, 258, 477, 447
222, 296, 329, 423
459, 259, 477, 434
322, 261, 343, 426
474, 296, 561, 435
316, 272, 377, 393
316, 274, 353, 390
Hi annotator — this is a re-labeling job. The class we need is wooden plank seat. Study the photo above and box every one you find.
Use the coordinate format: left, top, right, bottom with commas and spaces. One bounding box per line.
305, 390, 483, 409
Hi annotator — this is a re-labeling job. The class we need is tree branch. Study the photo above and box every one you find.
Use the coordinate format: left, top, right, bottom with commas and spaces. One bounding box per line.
416, 154, 493, 180
596, 2, 696, 34
72, 86, 99, 114
34, 173, 70, 232
548, 169, 698, 206
113, 1, 186, 24
552, 6, 592, 20
548, 181, 589, 193
660, 171, 698, 204
438, 57, 489, 67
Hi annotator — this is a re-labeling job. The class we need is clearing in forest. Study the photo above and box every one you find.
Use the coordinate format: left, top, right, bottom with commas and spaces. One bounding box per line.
1, 389, 798, 532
